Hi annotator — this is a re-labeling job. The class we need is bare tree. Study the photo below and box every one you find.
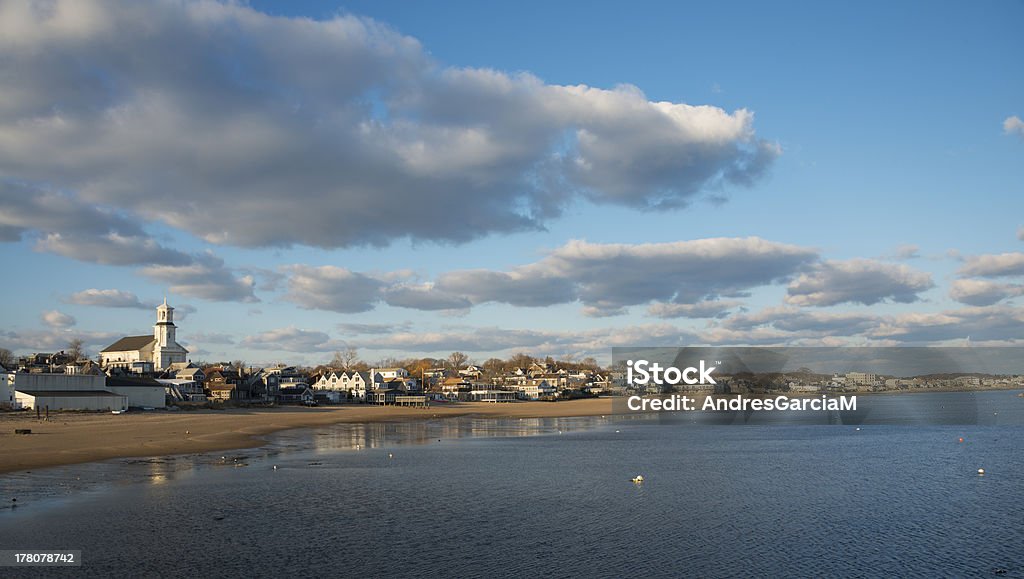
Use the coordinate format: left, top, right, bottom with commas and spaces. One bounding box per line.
0, 347, 13, 369
329, 346, 360, 370
67, 338, 86, 362
446, 351, 469, 372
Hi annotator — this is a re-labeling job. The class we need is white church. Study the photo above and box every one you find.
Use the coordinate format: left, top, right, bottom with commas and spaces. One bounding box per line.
100, 299, 189, 372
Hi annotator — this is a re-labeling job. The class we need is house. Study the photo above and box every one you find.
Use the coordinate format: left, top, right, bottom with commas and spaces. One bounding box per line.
515, 379, 557, 400
167, 362, 206, 384
278, 385, 315, 405
459, 365, 484, 380
368, 388, 399, 405
100, 299, 188, 371
467, 390, 516, 402
205, 367, 248, 401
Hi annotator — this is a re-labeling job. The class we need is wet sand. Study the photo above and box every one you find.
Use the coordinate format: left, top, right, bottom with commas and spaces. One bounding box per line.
0, 398, 613, 474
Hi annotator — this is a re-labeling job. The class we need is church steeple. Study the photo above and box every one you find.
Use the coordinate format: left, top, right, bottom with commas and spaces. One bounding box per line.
155, 298, 176, 346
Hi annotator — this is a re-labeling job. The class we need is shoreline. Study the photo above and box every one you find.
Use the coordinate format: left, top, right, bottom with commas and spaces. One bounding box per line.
0, 398, 614, 475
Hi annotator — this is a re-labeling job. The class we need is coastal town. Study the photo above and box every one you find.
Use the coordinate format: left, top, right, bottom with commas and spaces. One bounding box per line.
1, 300, 615, 412
3, 300, 1023, 414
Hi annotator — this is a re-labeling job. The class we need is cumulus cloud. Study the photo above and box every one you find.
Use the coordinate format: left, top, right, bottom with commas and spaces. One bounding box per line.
281, 237, 815, 316
139, 252, 256, 302
431, 237, 815, 315
64, 288, 155, 309
241, 327, 347, 352
1004, 115, 1024, 139
0, 0, 778, 251
0, 329, 120, 354
0, 181, 192, 265
40, 309, 76, 329
949, 279, 1024, 306
785, 259, 934, 307
871, 305, 1024, 344
705, 303, 1024, 346
959, 252, 1024, 278
359, 323, 695, 358
282, 265, 386, 313
721, 306, 880, 335
382, 284, 472, 311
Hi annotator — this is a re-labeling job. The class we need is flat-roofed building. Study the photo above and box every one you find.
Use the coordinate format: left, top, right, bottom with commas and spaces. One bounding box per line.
15, 390, 127, 412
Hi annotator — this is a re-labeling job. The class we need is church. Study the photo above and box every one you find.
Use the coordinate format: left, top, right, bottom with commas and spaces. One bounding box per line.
101, 299, 189, 372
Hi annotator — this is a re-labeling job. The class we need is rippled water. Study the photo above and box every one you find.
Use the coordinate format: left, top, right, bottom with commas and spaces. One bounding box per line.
1, 391, 1023, 577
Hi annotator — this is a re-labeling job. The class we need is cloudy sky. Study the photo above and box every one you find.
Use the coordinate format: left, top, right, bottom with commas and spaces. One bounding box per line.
1, 0, 1022, 365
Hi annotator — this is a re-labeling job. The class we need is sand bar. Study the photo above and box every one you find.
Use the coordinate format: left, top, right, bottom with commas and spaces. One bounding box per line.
0, 398, 613, 475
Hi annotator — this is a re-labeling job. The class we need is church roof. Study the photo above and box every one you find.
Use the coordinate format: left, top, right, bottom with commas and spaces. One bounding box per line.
101, 335, 156, 353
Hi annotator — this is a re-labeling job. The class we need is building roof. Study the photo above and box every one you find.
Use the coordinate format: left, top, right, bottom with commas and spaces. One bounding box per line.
106, 376, 163, 388
16, 390, 123, 397
101, 335, 156, 353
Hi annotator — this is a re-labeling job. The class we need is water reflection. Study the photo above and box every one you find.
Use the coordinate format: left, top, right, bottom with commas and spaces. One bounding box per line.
0, 415, 618, 510
289, 415, 615, 454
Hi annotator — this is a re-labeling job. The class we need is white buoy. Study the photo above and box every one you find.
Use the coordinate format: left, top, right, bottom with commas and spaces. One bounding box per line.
388, 453, 394, 459
615, 430, 620, 433
273, 465, 278, 470
632, 475, 644, 484
978, 468, 985, 475
855, 427, 861, 431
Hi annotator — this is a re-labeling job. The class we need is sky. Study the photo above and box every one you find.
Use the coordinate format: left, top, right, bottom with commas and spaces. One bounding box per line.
1, 0, 1022, 366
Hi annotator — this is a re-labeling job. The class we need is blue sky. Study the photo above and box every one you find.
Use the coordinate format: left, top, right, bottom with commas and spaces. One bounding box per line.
1, 0, 1022, 366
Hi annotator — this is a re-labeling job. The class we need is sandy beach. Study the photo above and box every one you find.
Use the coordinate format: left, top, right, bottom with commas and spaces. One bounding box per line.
0, 399, 613, 475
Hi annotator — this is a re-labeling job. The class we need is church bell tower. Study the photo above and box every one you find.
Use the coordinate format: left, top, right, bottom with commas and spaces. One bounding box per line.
154, 297, 176, 347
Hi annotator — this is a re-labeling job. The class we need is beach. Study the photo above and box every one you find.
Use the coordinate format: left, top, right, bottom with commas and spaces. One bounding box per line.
0, 399, 613, 474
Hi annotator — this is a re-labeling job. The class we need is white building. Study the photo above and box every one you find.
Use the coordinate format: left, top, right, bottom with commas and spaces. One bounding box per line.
16, 390, 127, 412
4, 372, 124, 411
101, 299, 188, 371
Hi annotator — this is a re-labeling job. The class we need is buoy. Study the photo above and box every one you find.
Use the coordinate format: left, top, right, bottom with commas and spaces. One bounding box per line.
632, 475, 644, 484
388, 453, 394, 459
273, 465, 278, 470
959, 437, 964, 443
615, 430, 620, 433
978, 468, 985, 475
855, 427, 861, 431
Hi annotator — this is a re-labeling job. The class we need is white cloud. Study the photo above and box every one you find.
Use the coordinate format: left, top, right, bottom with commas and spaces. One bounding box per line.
139, 252, 257, 302
958, 252, 1024, 278
0, 0, 778, 250
241, 327, 347, 352
64, 289, 155, 309
0, 329, 120, 354
282, 265, 386, 313
279, 237, 816, 316
40, 309, 76, 329
1004, 115, 1024, 139
786, 259, 934, 306
949, 279, 1024, 306
358, 323, 695, 359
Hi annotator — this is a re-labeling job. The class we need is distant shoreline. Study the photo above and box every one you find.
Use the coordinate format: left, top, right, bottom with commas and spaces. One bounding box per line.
0, 398, 613, 475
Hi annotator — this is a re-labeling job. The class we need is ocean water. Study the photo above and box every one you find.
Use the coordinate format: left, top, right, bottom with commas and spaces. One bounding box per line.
1, 390, 1023, 578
